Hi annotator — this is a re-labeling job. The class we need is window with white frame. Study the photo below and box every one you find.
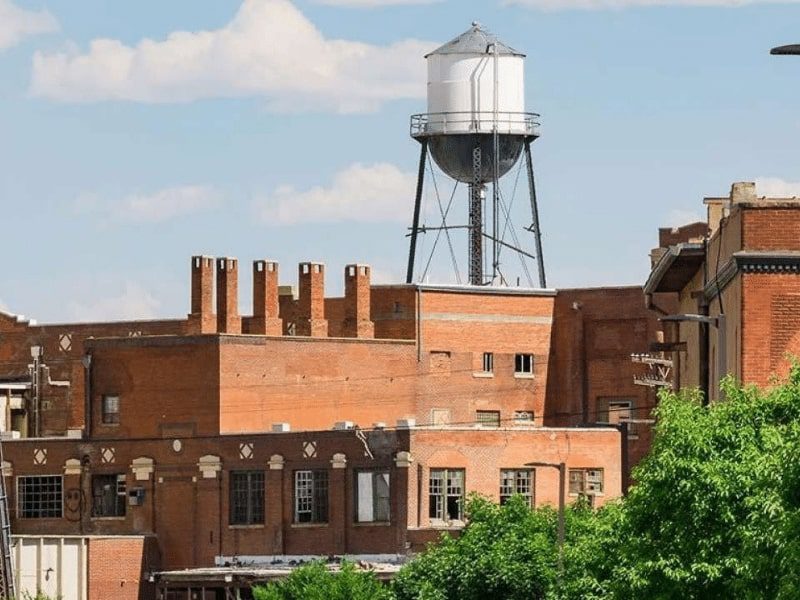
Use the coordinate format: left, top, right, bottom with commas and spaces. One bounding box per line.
500, 469, 534, 506
514, 354, 534, 376
230, 471, 265, 525
18, 475, 63, 518
476, 410, 501, 427
429, 468, 464, 522
514, 410, 534, 424
101, 395, 119, 425
482, 352, 494, 373
294, 470, 329, 523
568, 468, 604, 495
91, 474, 126, 518
355, 470, 390, 522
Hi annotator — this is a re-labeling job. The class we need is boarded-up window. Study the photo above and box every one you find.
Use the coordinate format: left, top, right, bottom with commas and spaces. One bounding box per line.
430, 351, 452, 375
356, 470, 390, 522
596, 397, 636, 437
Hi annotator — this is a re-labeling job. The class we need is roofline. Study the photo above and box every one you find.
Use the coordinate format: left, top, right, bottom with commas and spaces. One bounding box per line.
370, 283, 557, 297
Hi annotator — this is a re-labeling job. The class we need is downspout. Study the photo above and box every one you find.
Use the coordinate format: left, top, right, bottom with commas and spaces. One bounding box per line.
572, 302, 588, 425
416, 286, 422, 363
82, 353, 92, 439
699, 237, 710, 405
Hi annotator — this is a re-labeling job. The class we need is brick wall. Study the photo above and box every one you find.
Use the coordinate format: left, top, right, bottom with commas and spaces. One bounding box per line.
741, 273, 800, 385
407, 428, 622, 533
3, 430, 410, 569
87, 536, 158, 600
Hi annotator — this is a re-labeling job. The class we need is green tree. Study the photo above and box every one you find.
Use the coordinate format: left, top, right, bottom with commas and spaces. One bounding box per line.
252, 560, 393, 600
604, 371, 800, 599
393, 494, 566, 600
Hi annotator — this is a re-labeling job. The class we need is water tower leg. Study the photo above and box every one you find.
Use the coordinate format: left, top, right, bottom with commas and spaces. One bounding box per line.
406, 139, 428, 284
524, 140, 547, 288
469, 145, 484, 286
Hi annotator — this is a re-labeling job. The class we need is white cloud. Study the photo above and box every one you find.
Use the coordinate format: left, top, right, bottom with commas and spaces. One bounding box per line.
75, 185, 221, 224
257, 162, 415, 224
505, 0, 800, 8
0, 0, 58, 51
68, 282, 160, 322
663, 208, 704, 228
30, 0, 430, 113
315, 0, 440, 5
755, 177, 800, 198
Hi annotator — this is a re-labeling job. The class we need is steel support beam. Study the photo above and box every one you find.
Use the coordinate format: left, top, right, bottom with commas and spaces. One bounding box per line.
469, 145, 484, 285
406, 139, 428, 284
524, 139, 547, 288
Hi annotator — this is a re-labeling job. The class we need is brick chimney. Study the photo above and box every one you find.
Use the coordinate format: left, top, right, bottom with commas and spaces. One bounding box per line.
296, 262, 328, 337
188, 256, 216, 334
342, 264, 374, 338
216, 257, 241, 334
252, 260, 283, 336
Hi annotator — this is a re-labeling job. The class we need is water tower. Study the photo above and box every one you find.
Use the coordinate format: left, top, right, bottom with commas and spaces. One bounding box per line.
406, 23, 546, 287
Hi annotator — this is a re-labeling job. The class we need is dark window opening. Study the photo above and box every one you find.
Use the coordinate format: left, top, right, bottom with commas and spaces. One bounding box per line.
230, 471, 265, 525
19, 475, 62, 519
92, 474, 126, 518
294, 470, 329, 524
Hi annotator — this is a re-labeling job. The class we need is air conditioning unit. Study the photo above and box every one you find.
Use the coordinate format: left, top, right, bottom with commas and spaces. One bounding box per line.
333, 421, 355, 430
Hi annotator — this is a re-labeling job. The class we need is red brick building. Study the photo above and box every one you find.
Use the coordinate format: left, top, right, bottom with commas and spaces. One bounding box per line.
645, 181, 800, 400
0, 256, 652, 598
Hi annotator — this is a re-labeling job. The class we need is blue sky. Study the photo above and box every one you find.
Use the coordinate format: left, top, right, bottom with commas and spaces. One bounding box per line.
1, 0, 800, 322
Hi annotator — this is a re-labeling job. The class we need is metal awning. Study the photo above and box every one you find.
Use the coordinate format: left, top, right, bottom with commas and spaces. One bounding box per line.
644, 242, 705, 294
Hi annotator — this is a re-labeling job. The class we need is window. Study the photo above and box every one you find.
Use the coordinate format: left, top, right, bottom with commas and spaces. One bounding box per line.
101, 395, 119, 425
514, 410, 534, 424
429, 469, 464, 522
230, 471, 265, 525
294, 470, 329, 523
482, 352, 494, 373
514, 354, 534, 376
476, 410, 500, 427
430, 409, 450, 426
500, 469, 534, 506
569, 469, 604, 495
92, 474, 126, 518
597, 398, 637, 437
18, 475, 62, 518
355, 470, 390, 522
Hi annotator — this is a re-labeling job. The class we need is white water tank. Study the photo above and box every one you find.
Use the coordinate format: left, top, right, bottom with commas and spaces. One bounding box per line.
411, 23, 538, 184
425, 22, 527, 136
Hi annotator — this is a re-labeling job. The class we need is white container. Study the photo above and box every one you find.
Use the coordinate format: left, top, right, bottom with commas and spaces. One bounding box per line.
424, 24, 527, 136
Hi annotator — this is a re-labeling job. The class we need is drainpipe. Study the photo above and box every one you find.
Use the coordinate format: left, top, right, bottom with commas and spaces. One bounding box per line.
82, 353, 92, 439
416, 286, 422, 363
572, 302, 588, 425
698, 300, 710, 405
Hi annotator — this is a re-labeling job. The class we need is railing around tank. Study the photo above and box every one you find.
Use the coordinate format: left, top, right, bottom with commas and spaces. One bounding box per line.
410, 111, 540, 137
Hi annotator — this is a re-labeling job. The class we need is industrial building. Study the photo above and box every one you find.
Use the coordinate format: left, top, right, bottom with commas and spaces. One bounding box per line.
646, 181, 800, 401
0, 22, 666, 599
0, 255, 648, 598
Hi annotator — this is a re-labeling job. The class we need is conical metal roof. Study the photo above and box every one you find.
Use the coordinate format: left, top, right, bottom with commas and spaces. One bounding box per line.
425, 22, 525, 58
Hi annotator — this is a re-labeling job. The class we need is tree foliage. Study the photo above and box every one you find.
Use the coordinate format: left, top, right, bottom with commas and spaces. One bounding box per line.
252, 560, 392, 600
